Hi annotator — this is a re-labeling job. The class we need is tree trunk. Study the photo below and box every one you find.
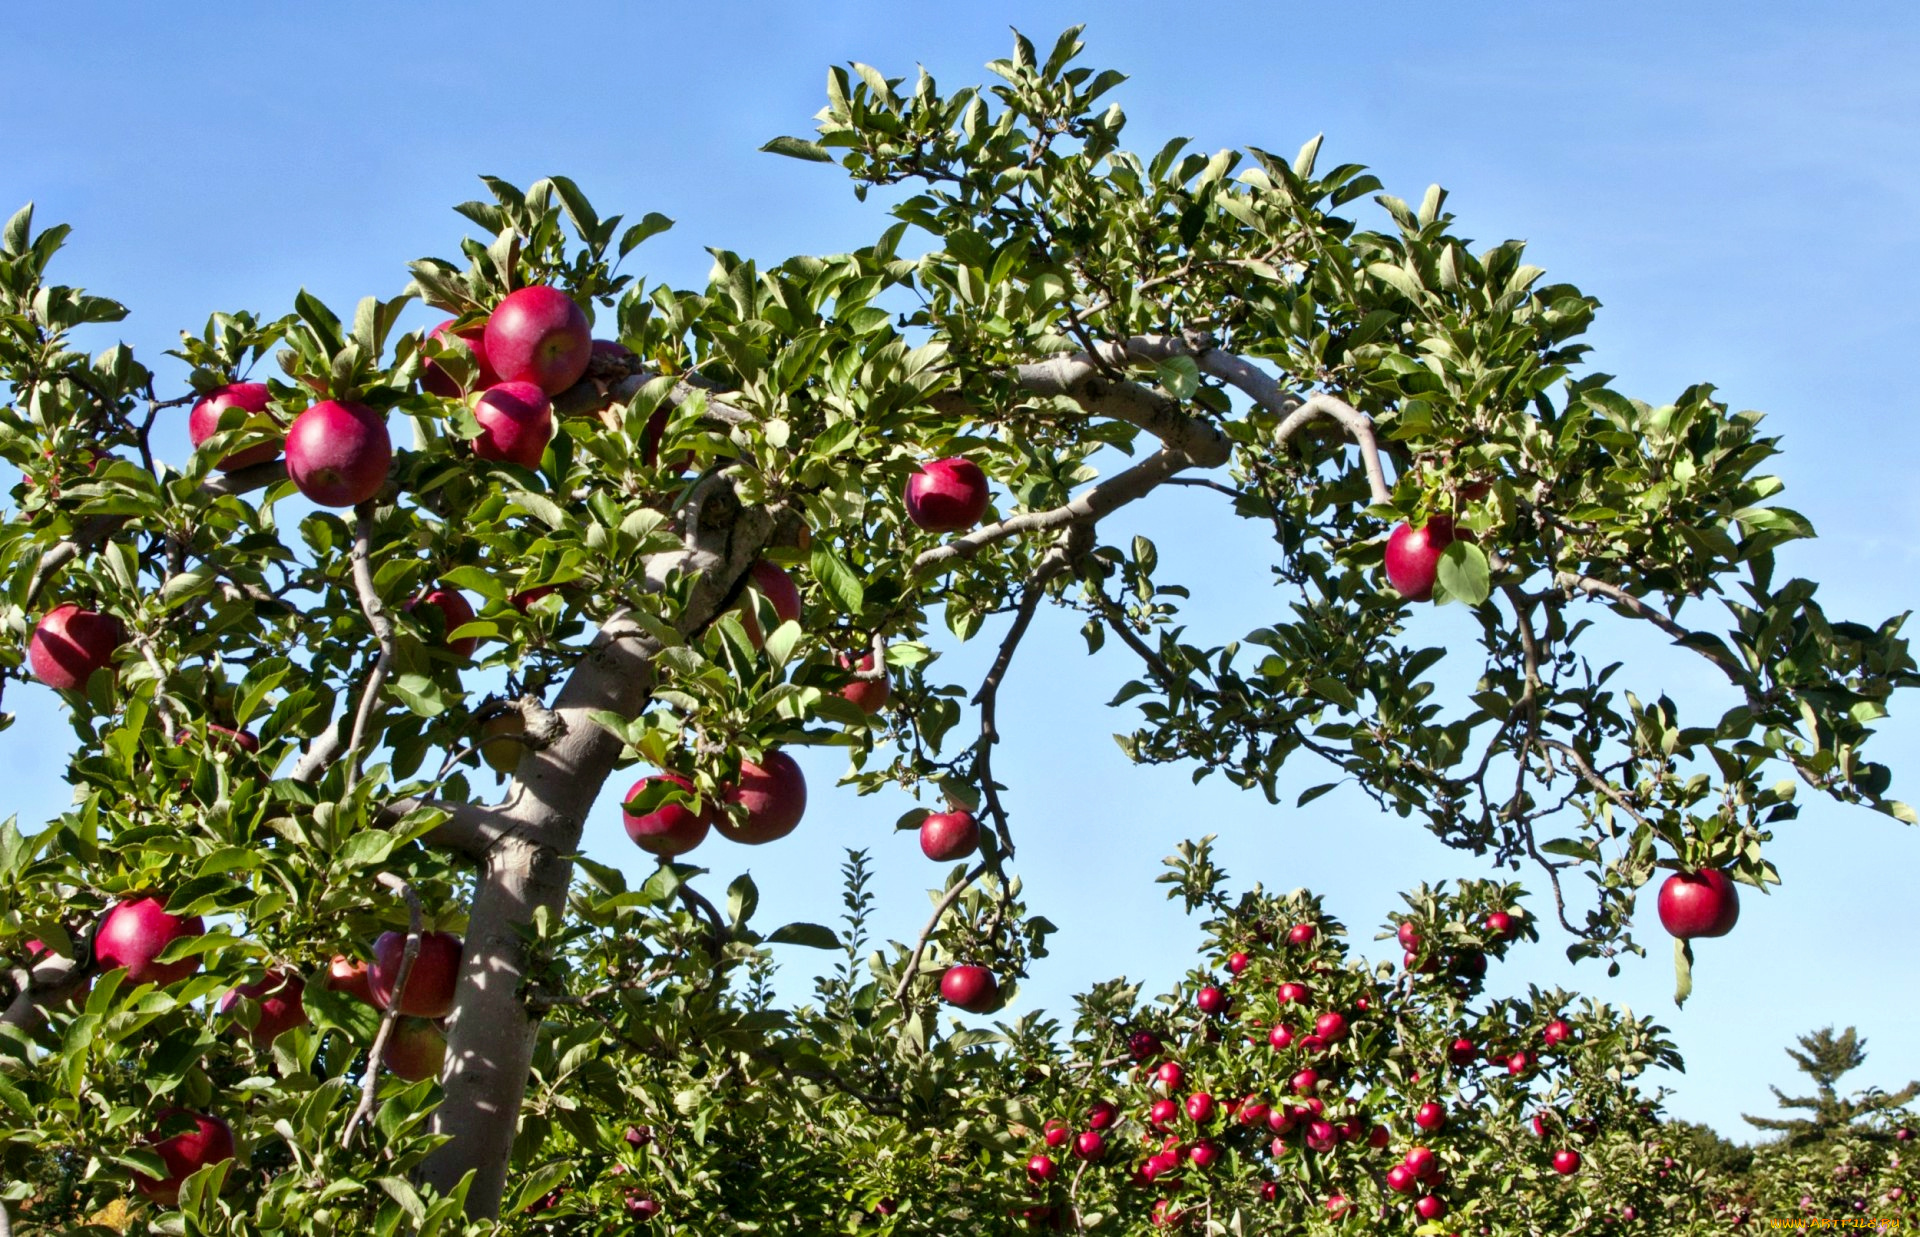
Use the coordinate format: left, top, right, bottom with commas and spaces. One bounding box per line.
419, 489, 772, 1218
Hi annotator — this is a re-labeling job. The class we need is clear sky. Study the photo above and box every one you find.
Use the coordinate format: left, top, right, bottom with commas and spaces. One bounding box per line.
5, 1, 1917, 1138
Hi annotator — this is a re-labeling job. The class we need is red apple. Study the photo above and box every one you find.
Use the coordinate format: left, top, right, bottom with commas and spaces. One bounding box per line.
1448, 1037, 1476, 1066
1386, 1164, 1417, 1193
1026, 1152, 1057, 1183
1414, 1102, 1446, 1132
1404, 1146, 1437, 1178
1368, 1123, 1391, 1148
285, 400, 391, 506
95, 896, 204, 986
1305, 1121, 1335, 1152
1148, 1098, 1178, 1128
1324, 1195, 1352, 1218
919, 809, 979, 861
177, 724, 260, 754
626, 1193, 662, 1220
218, 970, 308, 1044
327, 954, 376, 1006
469, 380, 553, 467
838, 650, 890, 714
1226, 951, 1250, 975
1268, 1024, 1295, 1050
1260, 1182, 1277, 1203
1416, 1195, 1447, 1220
1485, 909, 1516, 938
1290, 1068, 1318, 1096
383, 1015, 447, 1082
1397, 921, 1420, 949
134, 1110, 234, 1205
1543, 1019, 1572, 1047
483, 286, 592, 395
1239, 1097, 1271, 1126
1087, 1100, 1117, 1130
734, 560, 802, 649
1042, 1118, 1069, 1148
1276, 981, 1308, 1005
1384, 517, 1455, 601
1155, 1061, 1185, 1092
29, 604, 126, 692
188, 382, 280, 471
903, 457, 991, 533
622, 773, 712, 857
1507, 1050, 1531, 1076
1287, 923, 1316, 946
721, 749, 807, 845
1552, 1148, 1582, 1175
1184, 1092, 1215, 1123
509, 584, 556, 611
368, 930, 462, 1018
1187, 1141, 1219, 1169
1196, 986, 1227, 1016
1072, 1130, 1105, 1161
939, 963, 997, 1012
1127, 1030, 1161, 1060
1314, 1011, 1347, 1041
1656, 869, 1740, 939
406, 587, 478, 658
421, 319, 501, 396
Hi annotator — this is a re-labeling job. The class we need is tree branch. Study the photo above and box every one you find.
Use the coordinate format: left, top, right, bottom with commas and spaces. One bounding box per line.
343, 872, 421, 1148
1271, 392, 1394, 506
893, 860, 991, 1012
381, 797, 514, 863
1553, 571, 1748, 684
343, 504, 396, 792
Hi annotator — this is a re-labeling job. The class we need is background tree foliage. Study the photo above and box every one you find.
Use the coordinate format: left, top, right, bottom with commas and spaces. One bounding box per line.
0, 26, 1911, 1233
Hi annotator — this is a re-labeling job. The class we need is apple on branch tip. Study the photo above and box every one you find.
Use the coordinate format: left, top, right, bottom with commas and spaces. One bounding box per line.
1657, 868, 1741, 938
1384, 516, 1456, 601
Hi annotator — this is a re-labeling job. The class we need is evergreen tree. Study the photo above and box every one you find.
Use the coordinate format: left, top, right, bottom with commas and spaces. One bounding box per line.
1743, 1027, 1920, 1147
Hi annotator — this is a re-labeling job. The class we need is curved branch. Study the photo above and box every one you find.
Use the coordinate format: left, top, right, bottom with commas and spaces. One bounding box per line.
893, 860, 991, 1012
343, 504, 396, 792
1553, 571, 1748, 684
381, 797, 513, 863
1272, 392, 1394, 506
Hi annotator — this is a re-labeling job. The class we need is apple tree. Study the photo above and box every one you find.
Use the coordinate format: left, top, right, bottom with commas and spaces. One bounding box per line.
0, 26, 1912, 1231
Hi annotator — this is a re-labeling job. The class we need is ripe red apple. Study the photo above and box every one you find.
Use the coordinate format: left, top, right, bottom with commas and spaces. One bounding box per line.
1087, 1100, 1117, 1130
1397, 921, 1420, 949
469, 380, 553, 467
1276, 981, 1308, 1004
1187, 1141, 1219, 1169
1485, 909, 1516, 938
1267, 1107, 1296, 1134
1507, 1051, 1531, 1076
1416, 1195, 1448, 1220
29, 603, 125, 691
407, 587, 478, 658
1042, 1118, 1070, 1148
839, 650, 890, 714
483, 286, 592, 395
421, 319, 501, 396
368, 930, 463, 1018
903, 457, 991, 533
1025, 1152, 1057, 1183
1543, 1019, 1572, 1047
1414, 1102, 1446, 1132
939, 963, 997, 1013
509, 584, 557, 612
285, 400, 391, 507
1287, 923, 1316, 946
1226, 951, 1250, 975
1128, 1030, 1161, 1060
1184, 1092, 1215, 1124
1305, 1121, 1336, 1152
626, 1194, 662, 1220
1896, 1127, 1912, 1142
177, 723, 261, 755
133, 1110, 234, 1205
188, 382, 280, 471
1404, 1146, 1437, 1178
1268, 1024, 1295, 1050
1072, 1130, 1105, 1161
919, 809, 979, 861
1314, 1011, 1347, 1041
1239, 1097, 1271, 1126
326, 954, 376, 1006
1384, 516, 1455, 601
383, 1015, 448, 1082
1449, 1037, 1476, 1066
1451, 951, 1487, 980
622, 773, 712, 857
722, 749, 807, 845
219, 970, 308, 1044
1552, 1149, 1582, 1175
735, 560, 803, 649
1368, 1123, 1391, 1148
1656, 869, 1741, 939
1155, 1061, 1185, 1092
1196, 986, 1227, 1015
1259, 1181, 1277, 1203
95, 896, 204, 986
1386, 1164, 1417, 1194
1148, 1098, 1178, 1128
1291, 1068, 1319, 1096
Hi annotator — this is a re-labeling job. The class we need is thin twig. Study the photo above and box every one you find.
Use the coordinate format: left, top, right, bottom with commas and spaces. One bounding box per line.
893, 860, 991, 1012
343, 504, 396, 792
342, 873, 422, 1148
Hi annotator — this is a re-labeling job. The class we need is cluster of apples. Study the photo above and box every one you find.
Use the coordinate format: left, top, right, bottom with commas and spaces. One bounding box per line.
187, 283, 592, 504
23, 894, 464, 1204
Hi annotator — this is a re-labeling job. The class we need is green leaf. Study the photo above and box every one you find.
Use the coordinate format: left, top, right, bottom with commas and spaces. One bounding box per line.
767, 922, 839, 949
1432, 540, 1491, 606
1672, 937, 1693, 1008
1296, 782, 1338, 808
337, 830, 398, 870
761, 136, 835, 163
1154, 355, 1200, 401
726, 874, 758, 930
810, 546, 864, 614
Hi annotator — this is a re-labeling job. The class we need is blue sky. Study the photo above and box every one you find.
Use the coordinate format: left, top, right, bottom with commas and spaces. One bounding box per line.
5, 2, 1917, 1137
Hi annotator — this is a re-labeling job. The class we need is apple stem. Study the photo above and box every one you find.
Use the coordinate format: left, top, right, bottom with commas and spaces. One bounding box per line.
342, 873, 422, 1148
